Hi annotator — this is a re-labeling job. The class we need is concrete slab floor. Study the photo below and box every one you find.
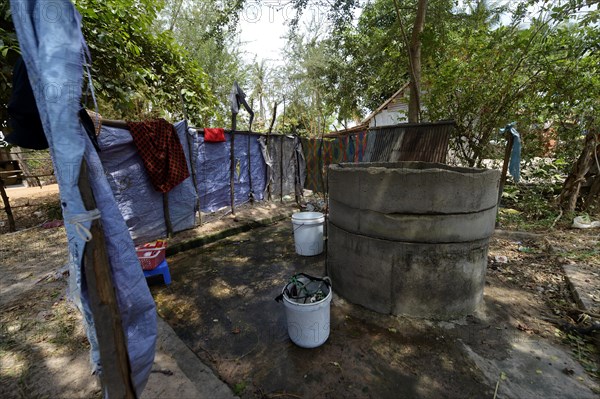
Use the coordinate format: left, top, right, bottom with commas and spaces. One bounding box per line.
150, 221, 599, 399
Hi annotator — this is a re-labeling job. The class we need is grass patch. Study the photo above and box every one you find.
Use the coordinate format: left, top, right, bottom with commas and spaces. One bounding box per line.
558, 330, 600, 378
233, 381, 247, 396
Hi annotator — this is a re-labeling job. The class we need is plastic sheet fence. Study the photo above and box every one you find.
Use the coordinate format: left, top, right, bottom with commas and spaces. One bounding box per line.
98, 121, 197, 244
268, 135, 306, 201
98, 122, 302, 244
194, 132, 267, 213
302, 131, 369, 193
302, 121, 453, 192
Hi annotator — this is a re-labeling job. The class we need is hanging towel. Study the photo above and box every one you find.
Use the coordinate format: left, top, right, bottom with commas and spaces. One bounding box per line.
204, 127, 226, 142
127, 119, 190, 193
500, 123, 521, 183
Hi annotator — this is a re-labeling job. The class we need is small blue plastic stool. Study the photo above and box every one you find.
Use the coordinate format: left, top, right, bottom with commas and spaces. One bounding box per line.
143, 259, 171, 285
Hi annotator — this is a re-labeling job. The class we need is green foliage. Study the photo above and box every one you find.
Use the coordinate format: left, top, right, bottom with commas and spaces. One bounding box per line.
40, 200, 63, 221
232, 381, 246, 395
498, 159, 568, 230
280, 0, 470, 132
248, 59, 271, 131
502, 183, 560, 221
282, 0, 598, 167
559, 330, 599, 378
1, 1, 217, 127
424, 3, 600, 167
278, 29, 339, 136
159, 0, 248, 127
73, 0, 216, 125
0, 2, 20, 132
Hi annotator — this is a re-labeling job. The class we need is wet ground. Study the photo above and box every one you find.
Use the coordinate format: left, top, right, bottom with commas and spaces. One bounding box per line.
2, 188, 598, 398
151, 222, 599, 399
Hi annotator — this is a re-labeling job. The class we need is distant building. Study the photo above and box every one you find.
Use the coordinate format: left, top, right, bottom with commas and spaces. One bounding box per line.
362, 82, 410, 128
326, 83, 410, 138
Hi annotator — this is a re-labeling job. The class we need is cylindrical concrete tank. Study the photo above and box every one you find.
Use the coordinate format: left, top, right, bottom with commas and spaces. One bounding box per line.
327, 162, 501, 319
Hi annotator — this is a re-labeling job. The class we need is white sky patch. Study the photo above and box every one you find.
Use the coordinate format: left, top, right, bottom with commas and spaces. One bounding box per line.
238, 2, 296, 64
238, 1, 361, 64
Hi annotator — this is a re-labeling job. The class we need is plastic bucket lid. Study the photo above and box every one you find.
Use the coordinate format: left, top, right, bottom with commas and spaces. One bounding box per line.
292, 212, 324, 225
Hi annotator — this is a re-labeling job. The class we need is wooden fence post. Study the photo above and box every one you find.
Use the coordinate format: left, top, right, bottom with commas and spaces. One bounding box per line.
497, 131, 515, 209
78, 160, 137, 399
0, 176, 16, 232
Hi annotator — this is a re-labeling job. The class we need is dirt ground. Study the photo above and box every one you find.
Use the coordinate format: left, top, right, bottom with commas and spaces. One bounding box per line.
1, 187, 599, 398
0, 184, 62, 235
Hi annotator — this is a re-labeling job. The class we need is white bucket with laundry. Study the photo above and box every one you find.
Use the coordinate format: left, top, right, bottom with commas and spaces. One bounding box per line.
291, 212, 325, 256
278, 274, 332, 348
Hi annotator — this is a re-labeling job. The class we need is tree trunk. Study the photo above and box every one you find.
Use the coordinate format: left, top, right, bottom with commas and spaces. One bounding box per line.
268, 102, 278, 134
558, 132, 599, 212
585, 174, 600, 212
407, 0, 427, 123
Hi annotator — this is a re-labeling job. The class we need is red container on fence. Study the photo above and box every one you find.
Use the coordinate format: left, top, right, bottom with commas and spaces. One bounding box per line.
136, 240, 167, 271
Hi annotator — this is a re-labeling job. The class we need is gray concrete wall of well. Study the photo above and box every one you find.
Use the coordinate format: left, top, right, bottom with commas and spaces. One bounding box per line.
327, 162, 501, 319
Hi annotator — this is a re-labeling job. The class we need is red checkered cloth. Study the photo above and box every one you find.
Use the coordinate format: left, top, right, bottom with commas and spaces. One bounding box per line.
127, 119, 190, 193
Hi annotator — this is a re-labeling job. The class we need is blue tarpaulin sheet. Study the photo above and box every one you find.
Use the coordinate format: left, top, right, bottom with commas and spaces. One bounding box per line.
195, 132, 232, 212
194, 132, 266, 213
11, 0, 156, 394
99, 125, 272, 237
97, 121, 197, 244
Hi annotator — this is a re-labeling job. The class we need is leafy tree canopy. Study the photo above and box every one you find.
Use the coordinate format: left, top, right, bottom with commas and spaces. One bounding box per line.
1, 0, 218, 128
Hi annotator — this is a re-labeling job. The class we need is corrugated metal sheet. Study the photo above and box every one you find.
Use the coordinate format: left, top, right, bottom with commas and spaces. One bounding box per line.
301, 121, 454, 192
366, 121, 453, 163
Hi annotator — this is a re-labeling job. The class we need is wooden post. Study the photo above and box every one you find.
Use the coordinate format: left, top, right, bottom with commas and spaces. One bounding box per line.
293, 140, 300, 205
263, 102, 278, 203
187, 134, 201, 226
0, 176, 16, 232
280, 136, 284, 203
188, 132, 202, 226
268, 102, 278, 134
78, 161, 136, 399
162, 193, 173, 237
230, 115, 236, 215
497, 131, 514, 209
179, 93, 202, 226
247, 134, 253, 204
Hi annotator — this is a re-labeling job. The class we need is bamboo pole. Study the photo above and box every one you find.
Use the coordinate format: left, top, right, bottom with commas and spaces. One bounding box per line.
78, 161, 136, 399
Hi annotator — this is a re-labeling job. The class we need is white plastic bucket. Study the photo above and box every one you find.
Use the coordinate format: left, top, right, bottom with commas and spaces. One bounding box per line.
291, 212, 325, 256
282, 276, 332, 348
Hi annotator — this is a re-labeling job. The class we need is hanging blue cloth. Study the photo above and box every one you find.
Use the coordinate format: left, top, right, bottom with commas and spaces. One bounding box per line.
501, 123, 521, 183
10, 1, 156, 396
